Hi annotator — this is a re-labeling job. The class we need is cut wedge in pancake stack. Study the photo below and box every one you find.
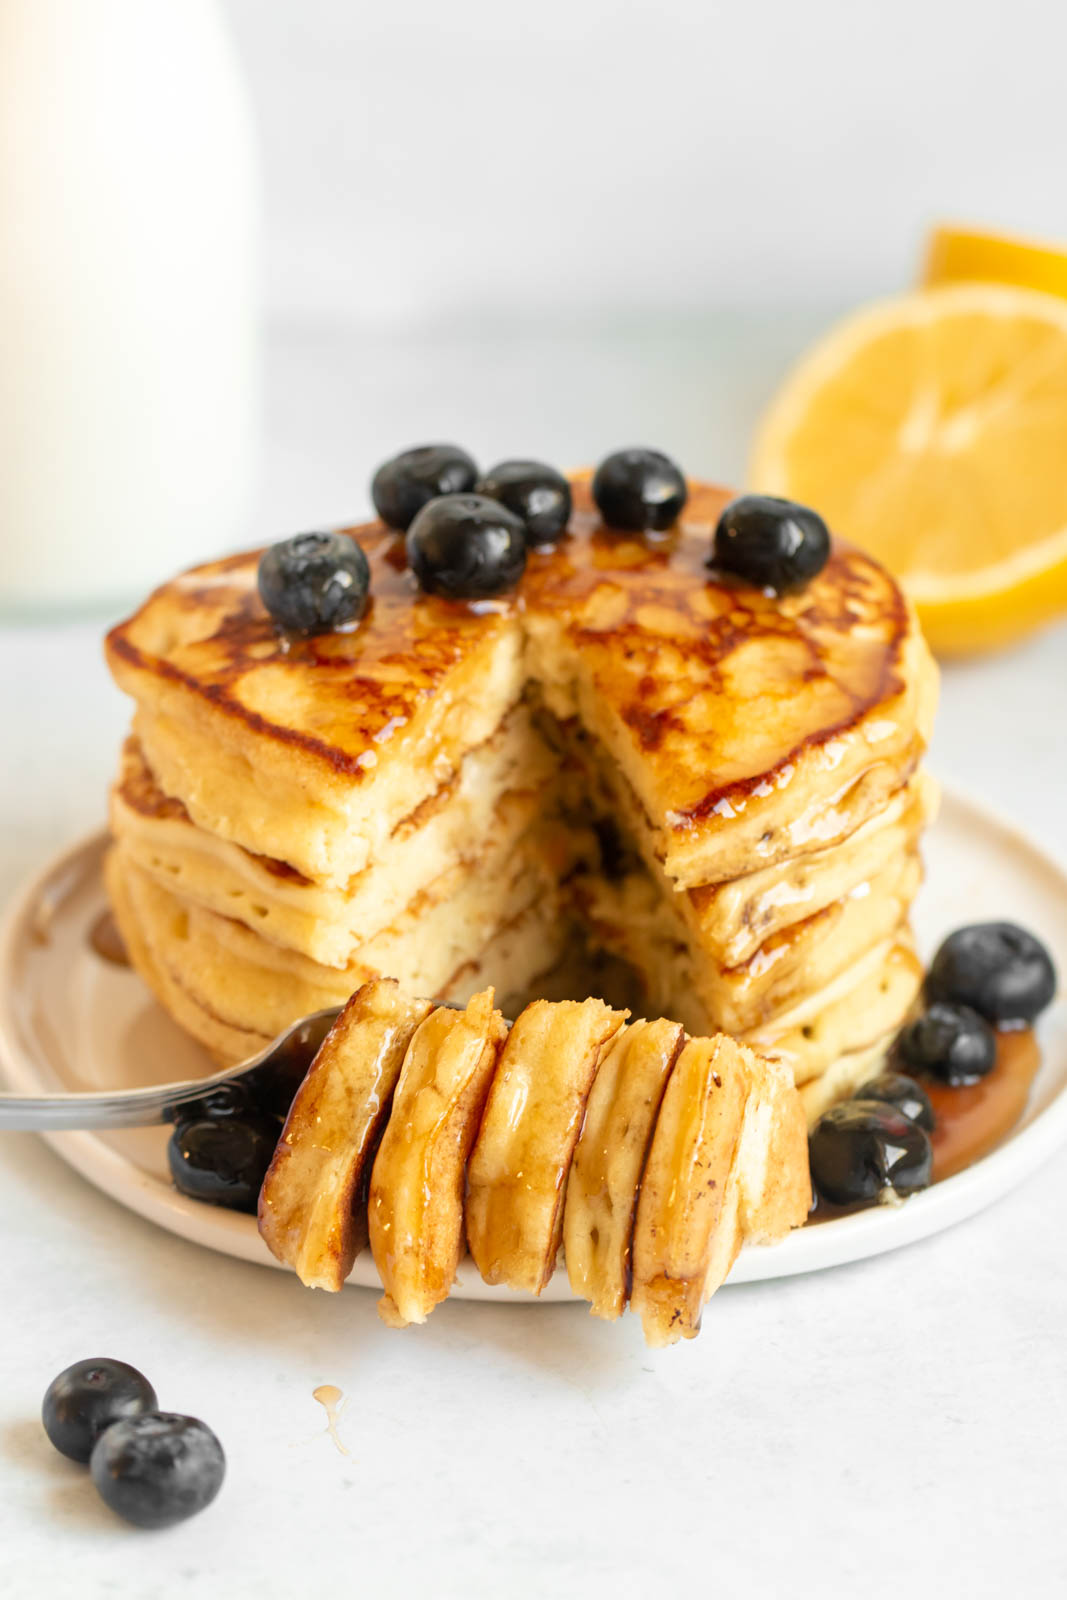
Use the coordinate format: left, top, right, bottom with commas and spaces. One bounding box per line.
104, 474, 938, 1124
260, 982, 813, 1345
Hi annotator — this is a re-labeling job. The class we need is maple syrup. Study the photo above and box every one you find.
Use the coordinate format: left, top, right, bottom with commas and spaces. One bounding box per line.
312, 1385, 349, 1457
88, 908, 130, 966
927, 1026, 1039, 1181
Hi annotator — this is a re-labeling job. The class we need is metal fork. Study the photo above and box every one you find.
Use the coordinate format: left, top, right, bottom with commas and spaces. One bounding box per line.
0, 1008, 342, 1132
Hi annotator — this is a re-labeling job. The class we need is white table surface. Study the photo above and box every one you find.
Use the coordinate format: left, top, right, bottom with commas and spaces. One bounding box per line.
2, 317, 1066, 1599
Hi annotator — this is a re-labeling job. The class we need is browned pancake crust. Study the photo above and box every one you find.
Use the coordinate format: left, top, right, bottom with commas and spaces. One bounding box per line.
106, 481, 922, 836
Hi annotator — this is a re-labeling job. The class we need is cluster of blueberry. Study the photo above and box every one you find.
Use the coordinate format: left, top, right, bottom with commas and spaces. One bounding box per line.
257, 442, 832, 634
41, 1359, 224, 1529
809, 921, 1056, 1209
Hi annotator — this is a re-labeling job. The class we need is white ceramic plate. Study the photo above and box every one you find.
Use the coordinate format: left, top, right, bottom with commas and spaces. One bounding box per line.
1, 788, 1066, 1301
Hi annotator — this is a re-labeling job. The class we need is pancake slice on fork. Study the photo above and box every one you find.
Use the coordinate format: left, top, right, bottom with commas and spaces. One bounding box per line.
466, 998, 627, 1294
563, 1016, 686, 1320
630, 1034, 813, 1345
258, 979, 433, 1290
368, 990, 507, 1327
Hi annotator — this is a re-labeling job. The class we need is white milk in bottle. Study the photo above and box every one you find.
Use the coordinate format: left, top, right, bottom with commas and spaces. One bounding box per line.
0, 0, 260, 611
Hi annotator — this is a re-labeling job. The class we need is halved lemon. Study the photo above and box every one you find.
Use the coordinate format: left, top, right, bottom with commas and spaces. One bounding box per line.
923, 222, 1067, 301
749, 282, 1067, 657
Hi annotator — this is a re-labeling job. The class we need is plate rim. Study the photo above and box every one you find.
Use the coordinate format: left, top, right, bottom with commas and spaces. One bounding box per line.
1, 785, 1066, 1300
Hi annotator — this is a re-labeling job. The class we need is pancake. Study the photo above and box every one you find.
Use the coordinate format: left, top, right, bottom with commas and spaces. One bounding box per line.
578, 850, 923, 1035
255, 982, 812, 1338
259, 980, 433, 1289
465, 998, 627, 1294
744, 935, 922, 1085
105, 846, 272, 1066
369, 990, 507, 1327
110, 712, 565, 970
107, 841, 573, 1065
563, 1017, 685, 1319
106, 479, 937, 891
799, 1037, 900, 1125
684, 771, 937, 966
629, 1033, 811, 1346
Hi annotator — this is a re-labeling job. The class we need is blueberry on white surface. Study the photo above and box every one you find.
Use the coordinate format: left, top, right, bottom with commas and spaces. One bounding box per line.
42, 1359, 158, 1464
90, 1413, 225, 1529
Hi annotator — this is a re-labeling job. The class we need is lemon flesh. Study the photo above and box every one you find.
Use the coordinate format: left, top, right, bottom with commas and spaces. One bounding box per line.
750, 283, 1067, 657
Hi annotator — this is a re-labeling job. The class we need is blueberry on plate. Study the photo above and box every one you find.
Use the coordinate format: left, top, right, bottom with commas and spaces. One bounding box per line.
897, 1001, 997, 1086
711, 494, 830, 593
42, 1359, 158, 1464
371, 444, 478, 531
406, 494, 527, 599
925, 921, 1056, 1024
258, 531, 370, 635
853, 1070, 935, 1132
808, 1100, 932, 1208
167, 1113, 279, 1212
90, 1413, 225, 1529
476, 459, 572, 545
591, 448, 687, 532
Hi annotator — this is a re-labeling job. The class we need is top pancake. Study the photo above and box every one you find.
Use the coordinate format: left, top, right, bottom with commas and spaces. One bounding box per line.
106, 479, 937, 889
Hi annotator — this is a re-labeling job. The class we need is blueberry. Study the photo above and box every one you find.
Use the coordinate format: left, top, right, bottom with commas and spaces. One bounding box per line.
591, 448, 687, 532
853, 1070, 935, 1132
371, 444, 478, 531
476, 460, 572, 545
808, 1100, 932, 1208
406, 494, 527, 599
897, 1002, 997, 1086
258, 531, 370, 635
42, 1359, 158, 1464
90, 1413, 225, 1529
711, 494, 830, 593
167, 1114, 278, 1212
925, 921, 1056, 1024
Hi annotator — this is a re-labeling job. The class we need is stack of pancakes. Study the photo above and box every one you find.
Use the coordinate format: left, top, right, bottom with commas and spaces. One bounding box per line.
104, 478, 938, 1123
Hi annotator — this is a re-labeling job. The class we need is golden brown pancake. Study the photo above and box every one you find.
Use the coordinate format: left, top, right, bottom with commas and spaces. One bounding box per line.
259, 980, 433, 1289
465, 998, 627, 1294
629, 1034, 810, 1346
106, 480, 936, 890
368, 991, 507, 1326
563, 1017, 685, 1319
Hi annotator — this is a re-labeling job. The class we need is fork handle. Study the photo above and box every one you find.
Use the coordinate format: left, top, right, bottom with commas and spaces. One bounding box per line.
0, 1006, 342, 1132
0, 1076, 237, 1132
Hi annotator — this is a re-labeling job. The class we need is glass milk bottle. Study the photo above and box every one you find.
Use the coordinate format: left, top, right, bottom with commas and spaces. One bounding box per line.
0, 0, 260, 612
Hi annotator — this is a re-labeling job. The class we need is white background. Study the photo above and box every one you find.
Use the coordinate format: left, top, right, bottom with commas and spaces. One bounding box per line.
226, 0, 1067, 324
2, 3, 1067, 1596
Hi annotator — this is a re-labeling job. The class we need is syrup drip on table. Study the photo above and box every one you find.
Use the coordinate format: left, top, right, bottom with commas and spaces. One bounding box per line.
809, 1028, 1039, 1221
312, 1385, 350, 1456
88, 909, 130, 966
